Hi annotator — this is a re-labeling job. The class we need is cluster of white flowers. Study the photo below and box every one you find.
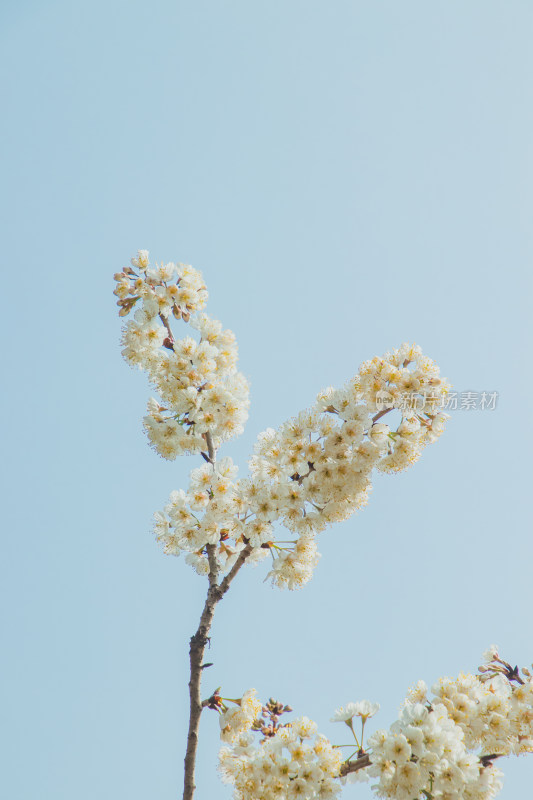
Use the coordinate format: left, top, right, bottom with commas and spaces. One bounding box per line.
431, 647, 533, 758
152, 340, 450, 583
115, 250, 449, 589
219, 695, 342, 800
246, 343, 450, 588
114, 255, 531, 800
114, 250, 249, 458
364, 701, 502, 800
219, 690, 264, 744
217, 650, 533, 800
115, 255, 451, 586
345, 647, 533, 799
153, 455, 271, 575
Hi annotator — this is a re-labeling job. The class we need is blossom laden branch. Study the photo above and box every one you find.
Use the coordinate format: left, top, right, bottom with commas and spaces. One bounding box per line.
115, 250, 452, 590
155, 345, 451, 587
114, 250, 250, 460
113, 250, 465, 800
218, 649, 533, 800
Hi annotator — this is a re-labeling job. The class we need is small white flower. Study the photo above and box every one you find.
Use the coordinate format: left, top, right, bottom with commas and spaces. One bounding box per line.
405, 680, 428, 705
483, 644, 500, 663
330, 700, 379, 723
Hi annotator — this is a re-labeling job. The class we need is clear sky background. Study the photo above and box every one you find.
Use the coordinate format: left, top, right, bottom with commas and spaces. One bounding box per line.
2, 2, 533, 798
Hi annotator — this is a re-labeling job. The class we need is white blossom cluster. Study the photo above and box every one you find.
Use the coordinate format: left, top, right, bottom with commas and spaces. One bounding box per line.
152, 342, 450, 584
247, 343, 450, 588
219, 697, 342, 800
364, 701, 502, 800
115, 255, 450, 586
431, 646, 533, 758
343, 647, 533, 799
153, 456, 270, 575
217, 650, 533, 800
113, 255, 531, 800
219, 690, 264, 744
114, 250, 249, 458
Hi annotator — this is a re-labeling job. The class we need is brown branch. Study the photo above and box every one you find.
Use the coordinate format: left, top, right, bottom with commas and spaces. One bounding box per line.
339, 752, 371, 776
339, 750, 505, 780
159, 312, 174, 341
204, 431, 216, 465
206, 543, 219, 583
217, 545, 252, 599
372, 407, 392, 423
182, 426, 251, 800
200, 431, 216, 465
183, 434, 219, 800
182, 546, 251, 800
183, 543, 219, 800
480, 753, 504, 767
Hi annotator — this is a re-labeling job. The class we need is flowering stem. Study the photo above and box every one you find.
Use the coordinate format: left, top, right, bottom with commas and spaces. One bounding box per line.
346, 719, 361, 749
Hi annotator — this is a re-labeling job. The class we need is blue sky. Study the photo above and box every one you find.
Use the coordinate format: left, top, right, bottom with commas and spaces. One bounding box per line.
2, 1, 533, 798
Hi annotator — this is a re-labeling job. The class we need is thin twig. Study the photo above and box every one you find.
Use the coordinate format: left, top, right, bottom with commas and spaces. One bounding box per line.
183, 545, 220, 800
182, 428, 251, 800
339, 752, 371, 776
159, 312, 174, 341
372, 407, 392, 423
205, 431, 216, 464
217, 545, 252, 599
182, 546, 251, 800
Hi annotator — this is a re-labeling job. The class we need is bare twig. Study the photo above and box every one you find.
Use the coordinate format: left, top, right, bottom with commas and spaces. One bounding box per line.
205, 431, 216, 464
182, 546, 252, 800
339, 752, 371, 776
159, 312, 174, 341
480, 753, 504, 767
217, 545, 252, 598
372, 407, 392, 423
183, 544, 220, 800
182, 427, 252, 800
201, 431, 216, 465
